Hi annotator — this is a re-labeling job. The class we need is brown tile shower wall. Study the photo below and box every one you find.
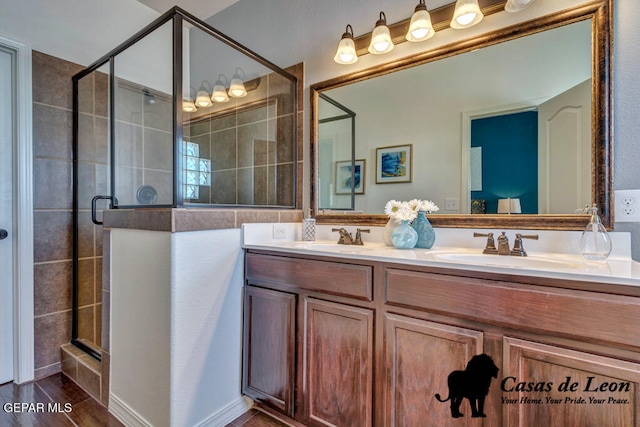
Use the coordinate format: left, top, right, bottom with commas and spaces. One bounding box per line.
32, 51, 105, 378
113, 80, 174, 206
186, 63, 304, 208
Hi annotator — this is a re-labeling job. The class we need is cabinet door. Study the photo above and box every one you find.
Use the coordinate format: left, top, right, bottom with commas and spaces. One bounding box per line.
503, 337, 640, 427
242, 286, 296, 416
304, 298, 374, 427
384, 313, 486, 426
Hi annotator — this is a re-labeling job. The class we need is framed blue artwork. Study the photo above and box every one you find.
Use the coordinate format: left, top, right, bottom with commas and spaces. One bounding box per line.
335, 159, 365, 194
376, 144, 412, 184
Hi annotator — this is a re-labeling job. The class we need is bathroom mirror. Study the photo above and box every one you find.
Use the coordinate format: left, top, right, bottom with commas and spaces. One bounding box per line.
311, 0, 612, 229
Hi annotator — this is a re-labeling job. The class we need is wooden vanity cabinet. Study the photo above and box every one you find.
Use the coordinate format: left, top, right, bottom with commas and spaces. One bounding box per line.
383, 267, 640, 427
305, 298, 374, 427
242, 285, 296, 416
243, 250, 640, 426
243, 252, 375, 426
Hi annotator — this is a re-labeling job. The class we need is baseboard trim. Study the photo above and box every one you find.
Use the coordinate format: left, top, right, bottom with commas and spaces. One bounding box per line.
195, 396, 254, 427
109, 393, 153, 427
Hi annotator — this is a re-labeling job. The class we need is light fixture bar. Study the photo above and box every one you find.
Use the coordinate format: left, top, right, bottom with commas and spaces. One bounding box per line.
353, 0, 506, 56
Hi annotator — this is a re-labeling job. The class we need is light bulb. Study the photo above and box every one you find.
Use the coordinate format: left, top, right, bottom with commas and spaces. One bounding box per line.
195, 90, 212, 108
406, 1, 434, 43
334, 25, 358, 65
182, 100, 197, 112
450, 0, 483, 29
456, 12, 476, 26
368, 12, 394, 55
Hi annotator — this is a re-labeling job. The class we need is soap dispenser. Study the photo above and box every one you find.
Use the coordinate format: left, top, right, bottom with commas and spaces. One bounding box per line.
580, 204, 611, 260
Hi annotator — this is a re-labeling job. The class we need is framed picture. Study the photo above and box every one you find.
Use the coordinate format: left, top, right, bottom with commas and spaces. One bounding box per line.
335, 159, 366, 194
376, 144, 412, 184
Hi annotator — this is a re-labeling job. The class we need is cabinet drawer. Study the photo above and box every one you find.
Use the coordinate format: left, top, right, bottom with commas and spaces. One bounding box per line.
246, 252, 373, 301
385, 268, 640, 349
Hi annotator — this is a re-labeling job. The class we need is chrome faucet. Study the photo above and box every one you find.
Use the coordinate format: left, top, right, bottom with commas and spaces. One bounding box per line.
497, 232, 511, 255
474, 232, 498, 254
332, 227, 370, 245
510, 233, 539, 256
474, 231, 539, 256
332, 228, 354, 245
354, 228, 370, 245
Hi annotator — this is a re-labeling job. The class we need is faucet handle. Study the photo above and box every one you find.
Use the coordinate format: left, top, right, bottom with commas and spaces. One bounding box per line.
474, 232, 498, 254
332, 227, 353, 245
510, 233, 539, 257
354, 228, 370, 245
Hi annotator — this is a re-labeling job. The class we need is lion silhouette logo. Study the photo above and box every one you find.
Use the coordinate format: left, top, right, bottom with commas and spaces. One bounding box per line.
435, 353, 499, 418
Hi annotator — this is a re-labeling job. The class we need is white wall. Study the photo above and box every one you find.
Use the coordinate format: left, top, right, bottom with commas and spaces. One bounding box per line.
109, 228, 250, 427
110, 229, 172, 427
0, 0, 159, 67
170, 229, 250, 427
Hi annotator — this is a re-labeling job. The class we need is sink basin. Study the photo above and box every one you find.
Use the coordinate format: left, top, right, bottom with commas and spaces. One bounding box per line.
287, 242, 374, 253
432, 253, 590, 270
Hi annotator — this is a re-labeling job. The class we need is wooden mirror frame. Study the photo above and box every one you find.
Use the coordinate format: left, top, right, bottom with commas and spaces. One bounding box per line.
310, 0, 612, 230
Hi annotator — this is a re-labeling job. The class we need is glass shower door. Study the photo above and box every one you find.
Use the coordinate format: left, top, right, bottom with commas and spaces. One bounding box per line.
73, 64, 111, 358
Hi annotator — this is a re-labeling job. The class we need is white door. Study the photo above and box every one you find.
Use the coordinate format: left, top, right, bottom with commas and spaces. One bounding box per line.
538, 79, 592, 214
0, 47, 15, 384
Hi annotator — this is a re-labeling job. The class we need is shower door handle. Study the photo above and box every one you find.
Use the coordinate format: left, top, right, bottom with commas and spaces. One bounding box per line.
0, 229, 7, 240
91, 195, 118, 225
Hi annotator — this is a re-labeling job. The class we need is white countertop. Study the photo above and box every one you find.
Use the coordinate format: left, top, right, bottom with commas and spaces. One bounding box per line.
242, 223, 640, 287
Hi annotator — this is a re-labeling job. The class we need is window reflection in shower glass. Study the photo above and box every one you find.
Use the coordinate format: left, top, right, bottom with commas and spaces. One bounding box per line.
183, 140, 211, 199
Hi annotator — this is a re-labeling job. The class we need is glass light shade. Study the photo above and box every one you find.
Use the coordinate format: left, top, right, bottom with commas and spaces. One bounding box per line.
334, 36, 358, 64
497, 198, 522, 214
195, 90, 212, 107
368, 13, 394, 54
505, 0, 535, 12
406, 7, 434, 42
229, 76, 247, 98
450, 0, 484, 29
182, 99, 197, 112
211, 83, 229, 103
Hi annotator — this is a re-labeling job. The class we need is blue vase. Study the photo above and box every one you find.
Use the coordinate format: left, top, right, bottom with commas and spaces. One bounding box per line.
411, 211, 436, 249
391, 220, 418, 249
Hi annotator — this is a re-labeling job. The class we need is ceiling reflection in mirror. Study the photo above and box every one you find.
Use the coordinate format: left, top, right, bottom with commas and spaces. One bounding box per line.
317, 19, 592, 216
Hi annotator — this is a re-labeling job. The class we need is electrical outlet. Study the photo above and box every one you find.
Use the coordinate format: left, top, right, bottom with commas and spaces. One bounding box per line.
445, 198, 459, 211
273, 224, 287, 239
615, 189, 640, 223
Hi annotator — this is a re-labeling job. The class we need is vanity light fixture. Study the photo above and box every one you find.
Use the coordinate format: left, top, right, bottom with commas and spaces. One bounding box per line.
195, 81, 213, 108
505, 0, 536, 13
182, 87, 198, 112
182, 99, 197, 112
211, 75, 230, 103
229, 68, 248, 98
406, 0, 435, 42
334, 24, 358, 64
368, 12, 394, 54
450, 0, 484, 29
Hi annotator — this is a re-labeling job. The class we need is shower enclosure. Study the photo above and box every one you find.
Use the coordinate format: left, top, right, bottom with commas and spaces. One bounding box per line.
317, 93, 356, 211
72, 7, 298, 358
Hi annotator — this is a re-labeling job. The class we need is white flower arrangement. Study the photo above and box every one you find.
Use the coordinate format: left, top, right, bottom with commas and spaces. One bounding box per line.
411, 198, 440, 214
385, 199, 439, 223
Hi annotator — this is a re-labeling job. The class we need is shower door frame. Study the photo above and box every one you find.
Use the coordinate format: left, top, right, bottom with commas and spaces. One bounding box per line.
72, 7, 299, 359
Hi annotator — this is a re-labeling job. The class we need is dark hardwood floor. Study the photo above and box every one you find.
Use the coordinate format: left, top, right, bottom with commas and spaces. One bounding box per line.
0, 373, 122, 426
225, 409, 290, 427
1, 373, 287, 427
